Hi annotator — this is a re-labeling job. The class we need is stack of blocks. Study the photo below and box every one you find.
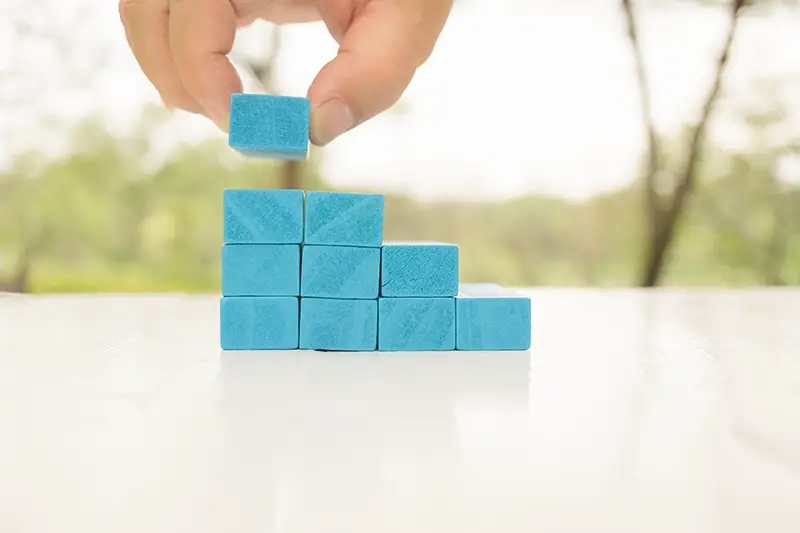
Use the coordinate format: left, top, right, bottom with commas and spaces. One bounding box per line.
220, 92, 531, 352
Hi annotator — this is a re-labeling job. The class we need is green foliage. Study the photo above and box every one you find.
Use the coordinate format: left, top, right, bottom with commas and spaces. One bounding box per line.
0, 112, 798, 293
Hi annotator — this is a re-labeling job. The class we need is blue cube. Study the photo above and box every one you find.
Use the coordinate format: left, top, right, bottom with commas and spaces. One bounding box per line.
304, 191, 384, 247
223, 189, 304, 244
456, 284, 531, 351
299, 298, 378, 351
378, 298, 455, 351
380, 242, 458, 297
220, 297, 299, 350
228, 93, 310, 159
222, 244, 299, 296
301, 245, 380, 299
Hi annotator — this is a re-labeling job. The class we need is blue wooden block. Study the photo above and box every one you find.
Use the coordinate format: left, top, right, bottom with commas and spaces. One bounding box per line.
304, 191, 384, 247
380, 242, 459, 297
301, 245, 380, 299
378, 297, 455, 351
223, 189, 304, 244
228, 93, 310, 159
220, 297, 299, 350
299, 298, 377, 351
456, 284, 531, 351
222, 244, 299, 296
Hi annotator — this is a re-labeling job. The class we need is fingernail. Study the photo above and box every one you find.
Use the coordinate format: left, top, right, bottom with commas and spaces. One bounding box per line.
310, 97, 354, 146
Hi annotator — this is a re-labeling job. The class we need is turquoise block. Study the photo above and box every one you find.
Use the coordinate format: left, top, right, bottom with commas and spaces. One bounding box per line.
222, 244, 299, 296
304, 191, 384, 247
228, 93, 310, 159
299, 298, 377, 351
224, 189, 304, 244
456, 284, 531, 351
220, 297, 299, 350
380, 242, 459, 297
301, 245, 380, 299
378, 298, 455, 351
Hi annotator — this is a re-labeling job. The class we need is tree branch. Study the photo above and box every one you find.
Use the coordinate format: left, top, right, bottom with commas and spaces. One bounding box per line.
671, 0, 747, 210
638, 0, 749, 286
621, 0, 662, 220
235, 26, 283, 93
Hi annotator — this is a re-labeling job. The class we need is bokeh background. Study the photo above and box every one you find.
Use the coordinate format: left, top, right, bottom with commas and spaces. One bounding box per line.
0, 0, 798, 293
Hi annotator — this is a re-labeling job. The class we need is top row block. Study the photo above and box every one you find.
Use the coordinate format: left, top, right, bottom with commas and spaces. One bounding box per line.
224, 189, 384, 247
228, 94, 310, 160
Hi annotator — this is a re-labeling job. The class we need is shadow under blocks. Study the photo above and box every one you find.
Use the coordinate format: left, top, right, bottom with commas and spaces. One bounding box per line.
219, 92, 528, 351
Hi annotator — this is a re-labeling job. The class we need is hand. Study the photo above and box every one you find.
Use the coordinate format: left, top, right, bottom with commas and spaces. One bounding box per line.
119, 0, 453, 145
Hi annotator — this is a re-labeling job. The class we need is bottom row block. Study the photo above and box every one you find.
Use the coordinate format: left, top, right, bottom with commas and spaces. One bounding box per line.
220, 297, 379, 351
299, 298, 377, 351
455, 284, 531, 351
378, 298, 455, 351
220, 296, 299, 350
220, 285, 531, 351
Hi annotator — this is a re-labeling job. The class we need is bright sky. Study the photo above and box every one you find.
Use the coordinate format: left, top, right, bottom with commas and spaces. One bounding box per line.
2, 0, 799, 201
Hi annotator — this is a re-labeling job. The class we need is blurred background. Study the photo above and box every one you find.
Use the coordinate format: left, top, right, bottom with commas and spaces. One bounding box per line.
0, 0, 798, 293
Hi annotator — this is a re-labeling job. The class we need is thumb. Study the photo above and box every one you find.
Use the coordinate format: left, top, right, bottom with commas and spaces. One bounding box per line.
308, 0, 452, 146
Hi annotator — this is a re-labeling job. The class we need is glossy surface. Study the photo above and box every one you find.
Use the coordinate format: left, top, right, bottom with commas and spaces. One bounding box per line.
1, 289, 799, 533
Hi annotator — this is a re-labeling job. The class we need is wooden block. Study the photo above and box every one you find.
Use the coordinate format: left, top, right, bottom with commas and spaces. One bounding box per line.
304, 191, 384, 247
222, 244, 300, 297
220, 297, 299, 350
228, 93, 310, 159
377, 297, 456, 351
299, 298, 378, 351
456, 284, 531, 351
301, 245, 380, 299
380, 242, 458, 297
223, 189, 304, 244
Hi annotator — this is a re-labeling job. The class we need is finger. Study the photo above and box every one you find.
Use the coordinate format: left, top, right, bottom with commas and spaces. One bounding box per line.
169, 0, 243, 131
119, 0, 204, 113
308, 0, 453, 145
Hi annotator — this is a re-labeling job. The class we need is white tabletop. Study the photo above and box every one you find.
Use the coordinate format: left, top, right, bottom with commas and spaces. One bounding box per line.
1, 289, 799, 533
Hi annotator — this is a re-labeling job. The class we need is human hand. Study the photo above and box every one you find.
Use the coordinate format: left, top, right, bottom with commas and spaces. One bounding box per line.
119, 0, 453, 145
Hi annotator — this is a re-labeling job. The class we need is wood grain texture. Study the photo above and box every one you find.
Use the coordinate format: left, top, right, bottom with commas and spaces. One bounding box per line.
228, 94, 310, 159
456, 284, 530, 350
301, 245, 380, 299
223, 189, 304, 244
299, 298, 378, 351
304, 192, 384, 247
378, 297, 455, 351
220, 296, 299, 350
380, 242, 458, 297
221, 244, 300, 297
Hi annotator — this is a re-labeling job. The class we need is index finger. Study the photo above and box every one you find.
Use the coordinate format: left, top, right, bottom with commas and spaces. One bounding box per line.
169, 0, 243, 130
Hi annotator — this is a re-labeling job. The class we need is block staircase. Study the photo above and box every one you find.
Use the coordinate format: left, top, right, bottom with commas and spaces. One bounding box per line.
219, 93, 531, 352
220, 189, 530, 352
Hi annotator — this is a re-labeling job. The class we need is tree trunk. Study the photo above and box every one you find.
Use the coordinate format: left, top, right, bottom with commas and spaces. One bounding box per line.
0, 239, 36, 293
282, 160, 301, 190
237, 26, 304, 191
622, 0, 747, 287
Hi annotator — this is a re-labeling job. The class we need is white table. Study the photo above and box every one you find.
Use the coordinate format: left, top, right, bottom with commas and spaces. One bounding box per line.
1, 289, 799, 533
